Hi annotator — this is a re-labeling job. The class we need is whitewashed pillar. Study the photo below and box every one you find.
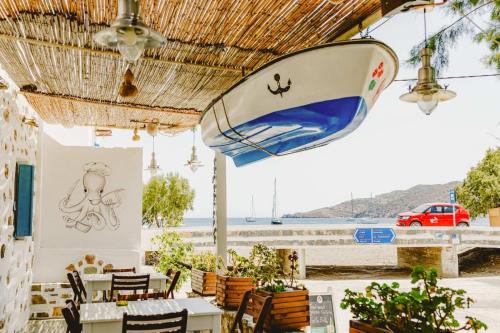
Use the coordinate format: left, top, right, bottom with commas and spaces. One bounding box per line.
298, 249, 307, 279
215, 152, 228, 274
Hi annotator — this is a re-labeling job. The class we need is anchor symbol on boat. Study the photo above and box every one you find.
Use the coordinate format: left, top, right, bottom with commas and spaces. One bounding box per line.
267, 73, 291, 97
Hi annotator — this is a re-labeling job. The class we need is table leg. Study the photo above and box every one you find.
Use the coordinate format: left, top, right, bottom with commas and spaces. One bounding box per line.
86, 282, 94, 304
212, 314, 221, 333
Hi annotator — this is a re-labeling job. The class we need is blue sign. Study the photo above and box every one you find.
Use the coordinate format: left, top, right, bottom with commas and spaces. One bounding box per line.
372, 228, 396, 244
449, 189, 456, 204
354, 228, 372, 244
354, 228, 395, 244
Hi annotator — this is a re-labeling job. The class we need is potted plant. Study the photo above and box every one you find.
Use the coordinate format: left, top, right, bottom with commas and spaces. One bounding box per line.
341, 266, 487, 333
216, 249, 255, 309
250, 245, 310, 332
190, 251, 217, 296
456, 148, 500, 227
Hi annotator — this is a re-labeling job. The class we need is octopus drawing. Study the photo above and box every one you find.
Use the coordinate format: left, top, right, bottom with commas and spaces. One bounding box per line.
59, 162, 124, 233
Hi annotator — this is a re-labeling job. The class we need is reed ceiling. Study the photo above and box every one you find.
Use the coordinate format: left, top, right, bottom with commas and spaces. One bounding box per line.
0, 0, 382, 132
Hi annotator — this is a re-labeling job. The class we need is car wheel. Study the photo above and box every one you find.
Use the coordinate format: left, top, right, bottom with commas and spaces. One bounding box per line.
410, 221, 422, 227
457, 222, 469, 227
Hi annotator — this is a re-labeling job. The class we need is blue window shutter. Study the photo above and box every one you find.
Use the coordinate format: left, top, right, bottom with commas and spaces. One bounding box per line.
15, 164, 34, 238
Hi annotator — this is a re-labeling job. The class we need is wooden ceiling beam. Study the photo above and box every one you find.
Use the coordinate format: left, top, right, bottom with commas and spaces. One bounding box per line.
0, 33, 244, 73
20, 90, 201, 116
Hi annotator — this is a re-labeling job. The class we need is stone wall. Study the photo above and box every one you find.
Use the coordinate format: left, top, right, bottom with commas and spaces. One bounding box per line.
397, 246, 459, 278
0, 87, 40, 332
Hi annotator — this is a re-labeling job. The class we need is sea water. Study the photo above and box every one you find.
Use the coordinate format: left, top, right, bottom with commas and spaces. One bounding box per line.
178, 217, 490, 228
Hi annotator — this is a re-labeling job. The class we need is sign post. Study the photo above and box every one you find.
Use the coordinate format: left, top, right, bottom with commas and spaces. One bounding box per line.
449, 189, 456, 228
354, 228, 395, 244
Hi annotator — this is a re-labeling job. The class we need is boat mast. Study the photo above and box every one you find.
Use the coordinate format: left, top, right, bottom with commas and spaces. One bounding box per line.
251, 195, 255, 219
272, 179, 277, 219
350, 192, 354, 218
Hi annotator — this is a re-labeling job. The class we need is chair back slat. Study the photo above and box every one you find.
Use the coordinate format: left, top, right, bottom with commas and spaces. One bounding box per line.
62, 300, 82, 333
110, 274, 150, 302
66, 272, 84, 305
229, 290, 252, 333
122, 309, 188, 333
252, 294, 273, 333
166, 271, 181, 299
73, 271, 87, 301
104, 267, 136, 274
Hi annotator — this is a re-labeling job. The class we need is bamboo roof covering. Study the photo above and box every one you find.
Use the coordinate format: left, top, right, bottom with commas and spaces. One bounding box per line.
0, 0, 383, 132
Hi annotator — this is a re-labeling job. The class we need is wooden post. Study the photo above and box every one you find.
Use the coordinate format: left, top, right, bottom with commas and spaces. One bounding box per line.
215, 152, 227, 274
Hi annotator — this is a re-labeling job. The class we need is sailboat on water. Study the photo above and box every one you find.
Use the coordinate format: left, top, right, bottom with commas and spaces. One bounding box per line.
245, 196, 257, 222
271, 178, 282, 225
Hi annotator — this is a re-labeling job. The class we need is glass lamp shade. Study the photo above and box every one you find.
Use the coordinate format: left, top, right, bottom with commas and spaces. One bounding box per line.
185, 146, 203, 172
93, 0, 165, 63
416, 93, 439, 115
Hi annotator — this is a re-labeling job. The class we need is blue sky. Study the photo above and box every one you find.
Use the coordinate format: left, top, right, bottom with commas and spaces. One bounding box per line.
46, 7, 499, 218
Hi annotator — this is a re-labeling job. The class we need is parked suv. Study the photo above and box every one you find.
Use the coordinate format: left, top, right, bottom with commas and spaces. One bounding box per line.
397, 203, 470, 227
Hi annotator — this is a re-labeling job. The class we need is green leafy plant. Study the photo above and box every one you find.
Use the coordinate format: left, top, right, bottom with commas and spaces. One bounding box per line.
218, 249, 254, 277
408, 1, 499, 74
142, 173, 195, 227
248, 244, 283, 287
153, 230, 193, 291
341, 266, 487, 333
457, 148, 500, 219
191, 251, 217, 272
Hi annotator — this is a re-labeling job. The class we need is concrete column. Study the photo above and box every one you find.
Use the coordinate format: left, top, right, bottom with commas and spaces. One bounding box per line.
298, 249, 306, 279
440, 246, 459, 278
215, 152, 227, 274
397, 246, 459, 278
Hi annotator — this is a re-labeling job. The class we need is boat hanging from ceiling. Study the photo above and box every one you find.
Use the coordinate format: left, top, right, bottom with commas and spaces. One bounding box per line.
200, 39, 399, 167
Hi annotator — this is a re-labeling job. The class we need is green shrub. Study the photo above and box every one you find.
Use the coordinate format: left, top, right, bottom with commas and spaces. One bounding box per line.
191, 251, 216, 272
341, 266, 487, 333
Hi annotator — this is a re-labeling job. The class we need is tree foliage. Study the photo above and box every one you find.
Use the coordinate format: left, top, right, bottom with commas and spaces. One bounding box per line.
153, 230, 193, 291
142, 173, 195, 227
456, 148, 500, 219
408, 0, 500, 74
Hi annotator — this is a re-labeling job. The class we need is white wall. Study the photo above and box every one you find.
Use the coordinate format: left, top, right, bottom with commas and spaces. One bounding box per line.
0, 87, 40, 333
33, 134, 143, 282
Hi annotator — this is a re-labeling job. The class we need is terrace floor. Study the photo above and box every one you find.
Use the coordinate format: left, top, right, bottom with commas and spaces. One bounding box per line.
22, 275, 500, 333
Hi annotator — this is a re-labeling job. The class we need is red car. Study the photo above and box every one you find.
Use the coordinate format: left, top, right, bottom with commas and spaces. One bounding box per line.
396, 203, 470, 227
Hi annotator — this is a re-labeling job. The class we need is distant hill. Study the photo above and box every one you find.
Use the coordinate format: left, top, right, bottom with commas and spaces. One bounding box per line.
283, 181, 461, 218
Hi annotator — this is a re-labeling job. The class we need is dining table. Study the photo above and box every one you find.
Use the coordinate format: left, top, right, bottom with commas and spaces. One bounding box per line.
83, 272, 169, 303
80, 298, 222, 333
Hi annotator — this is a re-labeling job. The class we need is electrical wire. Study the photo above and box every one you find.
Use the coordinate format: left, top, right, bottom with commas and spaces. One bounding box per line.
394, 73, 500, 82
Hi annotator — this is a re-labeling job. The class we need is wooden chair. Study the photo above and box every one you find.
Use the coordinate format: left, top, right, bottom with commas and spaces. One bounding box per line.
230, 290, 272, 333
103, 267, 136, 274
66, 272, 84, 305
251, 292, 273, 333
165, 271, 181, 299
122, 309, 188, 333
72, 271, 87, 302
62, 299, 82, 333
109, 274, 150, 302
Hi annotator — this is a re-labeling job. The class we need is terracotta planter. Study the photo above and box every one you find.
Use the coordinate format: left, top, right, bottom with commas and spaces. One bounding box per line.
489, 207, 500, 227
216, 275, 255, 309
251, 289, 310, 332
349, 320, 392, 333
191, 269, 216, 296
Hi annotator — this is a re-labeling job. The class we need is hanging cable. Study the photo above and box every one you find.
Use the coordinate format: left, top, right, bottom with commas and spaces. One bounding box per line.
394, 73, 500, 82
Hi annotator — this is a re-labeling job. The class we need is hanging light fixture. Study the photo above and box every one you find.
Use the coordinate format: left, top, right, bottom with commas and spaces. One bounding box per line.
185, 128, 204, 172
132, 127, 140, 141
93, 0, 166, 63
145, 136, 161, 176
399, 9, 456, 115
146, 118, 160, 137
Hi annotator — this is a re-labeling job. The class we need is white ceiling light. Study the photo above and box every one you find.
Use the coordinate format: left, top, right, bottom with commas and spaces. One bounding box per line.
93, 0, 166, 63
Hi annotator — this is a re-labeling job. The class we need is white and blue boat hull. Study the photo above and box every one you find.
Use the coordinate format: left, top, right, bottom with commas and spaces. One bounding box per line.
201, 39, 398, 167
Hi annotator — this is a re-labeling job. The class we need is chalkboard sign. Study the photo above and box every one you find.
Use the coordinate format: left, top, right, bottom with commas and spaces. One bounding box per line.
309, 293, 337, 333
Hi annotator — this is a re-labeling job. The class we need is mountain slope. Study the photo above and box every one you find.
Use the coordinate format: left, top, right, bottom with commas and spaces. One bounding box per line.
284, 181, 461, 218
